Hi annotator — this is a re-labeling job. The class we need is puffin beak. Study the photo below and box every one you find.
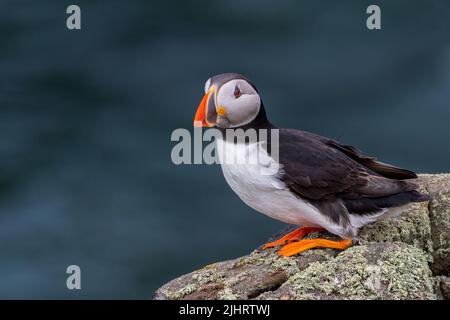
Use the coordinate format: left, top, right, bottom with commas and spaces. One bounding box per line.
194, 87, 216, 127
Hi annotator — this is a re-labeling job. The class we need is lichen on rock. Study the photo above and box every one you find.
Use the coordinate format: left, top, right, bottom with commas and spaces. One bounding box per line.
258, 243, 435, 300
428, 191, 450, 274
358, 202, 433, 255
439, 277, 450, 300
378, 243, 436, 299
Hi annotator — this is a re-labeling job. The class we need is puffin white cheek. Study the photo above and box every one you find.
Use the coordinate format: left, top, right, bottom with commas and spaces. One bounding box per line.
226, 95, 260, 126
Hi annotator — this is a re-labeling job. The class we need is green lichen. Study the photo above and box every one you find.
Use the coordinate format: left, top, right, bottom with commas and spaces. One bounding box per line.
235, 250, 300, 275
217, 288, 239, 300
359, 202, 433, 256
429, 192, 450, 250
419, 174, 450, 194
265, 255, 300, 275
162, 283, 198, 300
277, 243, 436, 300
300, 248, 334, 258
426, 186, 450, 274
289, 293, 319, 300
285, 245, 379, 299
379, 243, 436, 299
192, 267, 226, 285
237, 245, 337, 277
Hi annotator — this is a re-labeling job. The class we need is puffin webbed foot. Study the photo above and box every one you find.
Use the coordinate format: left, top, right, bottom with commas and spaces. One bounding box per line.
262, 227, 325, 249
277, 238, 353, 257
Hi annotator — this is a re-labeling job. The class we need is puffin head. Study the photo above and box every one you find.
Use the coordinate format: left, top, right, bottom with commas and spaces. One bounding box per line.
194, 73, 262, 128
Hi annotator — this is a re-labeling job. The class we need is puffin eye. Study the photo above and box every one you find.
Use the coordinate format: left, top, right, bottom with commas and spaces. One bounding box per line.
234, 85, 242, 98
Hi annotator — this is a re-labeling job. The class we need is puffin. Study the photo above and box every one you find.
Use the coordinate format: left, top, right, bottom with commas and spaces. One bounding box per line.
193, 73, 431, 257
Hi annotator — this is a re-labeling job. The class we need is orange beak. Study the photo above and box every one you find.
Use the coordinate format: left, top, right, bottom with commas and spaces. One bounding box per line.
194, 88, 216, 127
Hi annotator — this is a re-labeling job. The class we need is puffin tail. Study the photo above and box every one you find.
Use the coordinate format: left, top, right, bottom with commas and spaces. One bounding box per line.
327, 140, 418, 180
344, 190, 431, 214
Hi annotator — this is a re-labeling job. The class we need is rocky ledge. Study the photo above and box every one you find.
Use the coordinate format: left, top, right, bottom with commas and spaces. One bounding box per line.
154, 174, 450, 300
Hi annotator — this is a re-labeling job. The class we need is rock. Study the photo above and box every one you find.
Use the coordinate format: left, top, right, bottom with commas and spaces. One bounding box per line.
419, 175, 450, 275
358, 202, 433, 253
440, 277, 450, 300
154, 174, 450, 300
153, 255, 291, 300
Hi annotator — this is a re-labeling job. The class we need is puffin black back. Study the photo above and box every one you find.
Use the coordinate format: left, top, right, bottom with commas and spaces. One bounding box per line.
1, 0, 449, 306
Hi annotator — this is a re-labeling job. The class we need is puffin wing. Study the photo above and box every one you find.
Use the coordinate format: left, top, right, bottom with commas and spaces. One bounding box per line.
278, 129, 418, 202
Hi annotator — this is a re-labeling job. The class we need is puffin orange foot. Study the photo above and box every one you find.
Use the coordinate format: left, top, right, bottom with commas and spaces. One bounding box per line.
262, 227, 325, 249
277, 238, 353, 257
